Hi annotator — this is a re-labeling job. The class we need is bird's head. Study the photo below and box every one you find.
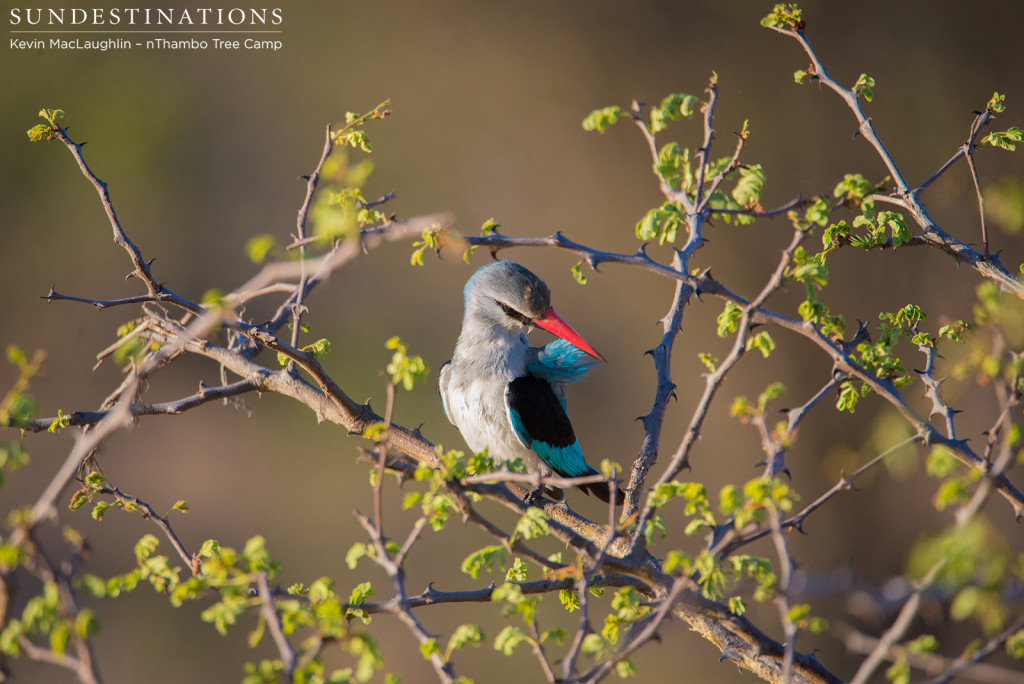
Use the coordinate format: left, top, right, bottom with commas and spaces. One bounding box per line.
464, 261, 604, 361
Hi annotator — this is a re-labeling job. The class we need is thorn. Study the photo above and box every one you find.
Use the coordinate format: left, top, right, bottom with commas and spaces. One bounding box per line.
719, 646, 743, 663
852, 128, 861, 141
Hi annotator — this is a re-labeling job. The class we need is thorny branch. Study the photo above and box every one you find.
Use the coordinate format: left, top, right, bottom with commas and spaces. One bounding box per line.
768, 23, 1024, 299
838, 616, 1024, 684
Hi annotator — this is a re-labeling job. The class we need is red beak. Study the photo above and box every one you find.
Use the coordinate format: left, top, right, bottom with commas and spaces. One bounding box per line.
533, 307, 605, 362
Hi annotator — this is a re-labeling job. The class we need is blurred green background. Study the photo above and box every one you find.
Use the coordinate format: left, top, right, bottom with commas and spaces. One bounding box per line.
3, 1, 1024, 682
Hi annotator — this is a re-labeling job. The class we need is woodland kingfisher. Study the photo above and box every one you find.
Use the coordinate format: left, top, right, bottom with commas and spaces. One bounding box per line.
439, 260, 624, 504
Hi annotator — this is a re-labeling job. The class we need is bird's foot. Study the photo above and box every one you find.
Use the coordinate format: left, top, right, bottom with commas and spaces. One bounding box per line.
524, 484, 546, 507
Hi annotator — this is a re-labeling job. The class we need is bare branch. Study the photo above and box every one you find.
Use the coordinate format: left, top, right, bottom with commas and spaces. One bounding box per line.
94, 484, 194, 570
13, 378, 261, 433
849, 561, 944, 684
257, 570, 297, 679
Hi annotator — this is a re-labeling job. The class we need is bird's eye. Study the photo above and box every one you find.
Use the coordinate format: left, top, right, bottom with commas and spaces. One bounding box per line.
497, 301, 531, 325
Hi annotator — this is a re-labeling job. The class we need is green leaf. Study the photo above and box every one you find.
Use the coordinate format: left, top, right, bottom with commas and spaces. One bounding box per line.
75, 608, 100, 639
410, 225, 446, 266
419, 638, 440, 660
745, 331, 776, 358
461, 545, 506, 579
244, 234, 277, 264
27, 124, 53, 142
649, 93, 699, 134
582, 106, 626, 132
698, 352, 718, 373
728, 596, 746, 616
49, 620, 70, 655
732, 164, 765, 209
836, 380, 861, 413
787, 246, 829, 287
981, 127, 1024, 152
987, 92, 1006, 115
559, 589, 581, 613
926, 446, 958, 478
337, 129, 372, 153
91, 500, 112, 521
247, 616, 267, 649
446, 624, 484, 657
934, 478, 969, 511
348, 581, 376, 605
854, 73, 876, 102
938, 320, 974, 343
716, 301, 743, 338
511, 507, 550, 541
1007, 628, 1024, 658
346, 542, 371, 570
541, 627, 567, 645
760, 4, 803, 30
68, 488, 92, 511
506, 557, 528, 583
635, 202, 685, 245
39, 108, 65, 125
885, 656, 910, 684
493, 625, 530, 656
654, 142, 691, 191
904, 634, 939, 654
571, 260, 588, 285
77, 574, 107, 598
27, 108, 64, 141
757, 382, 786, 412
801, 196, 831, 228
385, 336, 429, 391
951, 586, 980, 622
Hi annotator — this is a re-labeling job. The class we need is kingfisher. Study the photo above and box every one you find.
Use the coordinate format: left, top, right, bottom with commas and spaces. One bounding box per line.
439, 260, 623, 504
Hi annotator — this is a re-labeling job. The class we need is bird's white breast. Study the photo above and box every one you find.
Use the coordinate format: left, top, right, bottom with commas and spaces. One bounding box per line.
439, 330, 542, 470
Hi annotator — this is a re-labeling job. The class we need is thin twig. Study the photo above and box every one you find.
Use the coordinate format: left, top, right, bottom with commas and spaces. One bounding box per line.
256, 570, 297, 678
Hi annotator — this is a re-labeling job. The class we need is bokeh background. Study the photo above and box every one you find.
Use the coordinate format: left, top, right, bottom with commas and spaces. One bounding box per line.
3, 1, 1024, 682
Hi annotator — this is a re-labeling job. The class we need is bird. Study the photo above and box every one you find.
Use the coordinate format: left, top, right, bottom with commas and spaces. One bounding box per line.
439, 260, 624, 505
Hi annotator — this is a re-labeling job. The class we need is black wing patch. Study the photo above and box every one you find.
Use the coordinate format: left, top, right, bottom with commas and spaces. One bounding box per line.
506, 375, 576, 448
